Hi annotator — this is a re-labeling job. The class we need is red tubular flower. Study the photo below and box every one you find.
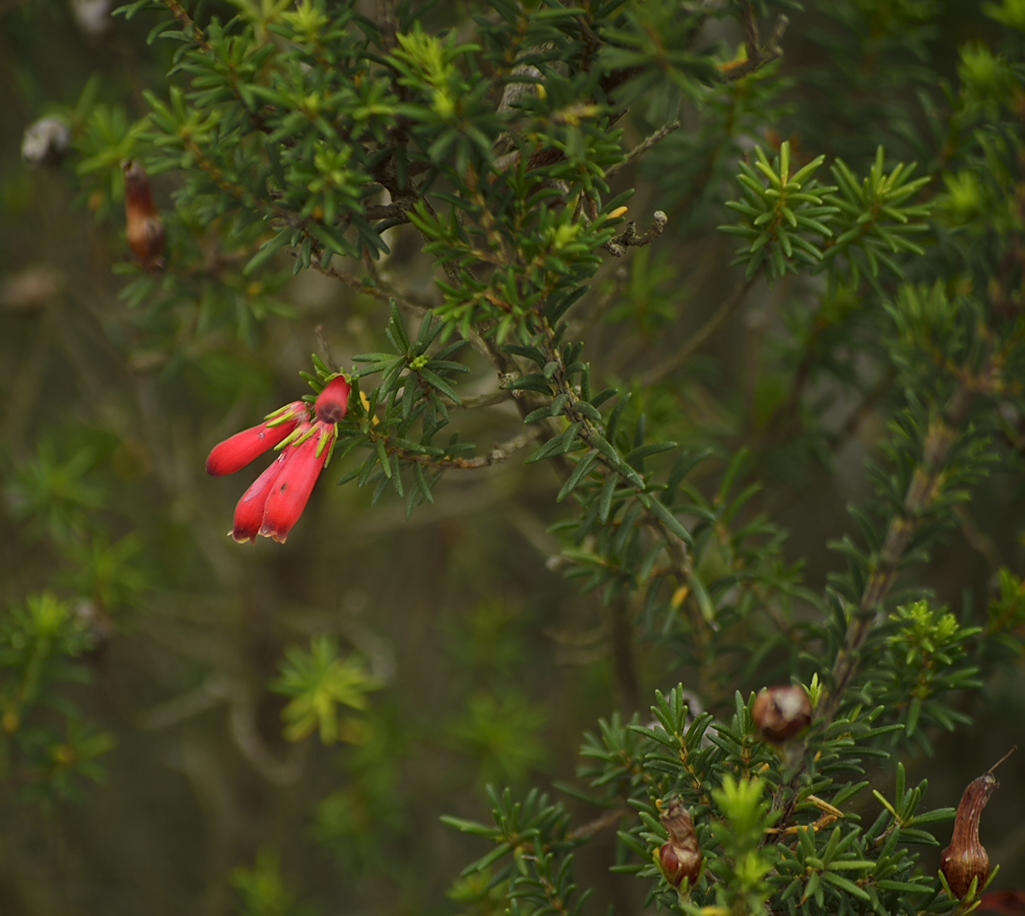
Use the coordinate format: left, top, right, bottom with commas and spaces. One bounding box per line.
206, 401, 309, 476
258, 421, 337, 543
231, 453, 287, 543
314, 376, 352, 423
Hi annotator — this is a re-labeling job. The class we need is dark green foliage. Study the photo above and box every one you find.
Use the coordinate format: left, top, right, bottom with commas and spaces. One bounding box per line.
5, 0, 1025, 913
0, 594, 113, 802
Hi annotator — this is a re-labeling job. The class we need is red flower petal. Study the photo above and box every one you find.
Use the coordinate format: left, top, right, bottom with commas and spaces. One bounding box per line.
314, 377, 351, 424
206, 401, 308, 476
231, 454, 287, 543
259, 422, 336, 543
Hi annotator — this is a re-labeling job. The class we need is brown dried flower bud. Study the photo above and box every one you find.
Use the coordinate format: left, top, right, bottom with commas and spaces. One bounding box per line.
657, 800, 702, 888
752, 685, 812, 743
123, 160, 166, 272
941, 774, 996, 898
941, 749, 1014, 899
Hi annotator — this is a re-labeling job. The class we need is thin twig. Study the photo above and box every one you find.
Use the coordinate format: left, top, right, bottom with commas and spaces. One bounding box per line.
461, 388, 513, 409
364, 201, 411, 223
827, 367, 896, 450
312, 259, 434, 313
369, 428, 538, 471
531, 317, 701, 594
606, 120, 683, 179
376, 0, 399, 49
567, 808, 630, 842
954, 504, 1002, 570
610, 598, 640, 710
719, 6, 789, 83
314, 324, 340, 373
639, 274, 758, 387
987, 746, 1017, 775
774, 357, 1002, 832
162, 0, 211, 51
162, 1, 271, 133
829, 382, 981, 701
605, 210, 668, 256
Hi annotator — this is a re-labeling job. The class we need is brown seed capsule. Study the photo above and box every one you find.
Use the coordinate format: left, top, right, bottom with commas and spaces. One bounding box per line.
752, 685, 812, 743
123, 160, 166, 272
941, 773, 996, 898
657, 800, 702, 888
940, 748, 1014, 899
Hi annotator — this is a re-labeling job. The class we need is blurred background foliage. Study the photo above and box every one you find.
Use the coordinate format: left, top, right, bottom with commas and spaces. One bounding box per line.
1, 1, 1024, 914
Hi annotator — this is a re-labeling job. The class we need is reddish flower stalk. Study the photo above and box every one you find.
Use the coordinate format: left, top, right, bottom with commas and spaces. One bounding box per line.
259, 421, 337, 543
206, 401, 309, 476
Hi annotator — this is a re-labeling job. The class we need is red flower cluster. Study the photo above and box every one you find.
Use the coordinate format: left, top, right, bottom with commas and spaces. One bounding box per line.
206, 377, 351, 543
